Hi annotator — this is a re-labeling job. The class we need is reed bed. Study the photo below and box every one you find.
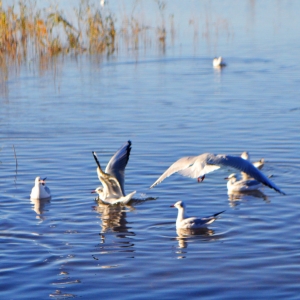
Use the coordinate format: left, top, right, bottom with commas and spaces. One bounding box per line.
0, 0, 168, 65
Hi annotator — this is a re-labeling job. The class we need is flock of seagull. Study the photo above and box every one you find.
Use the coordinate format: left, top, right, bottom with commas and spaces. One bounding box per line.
30, 139, 285, 231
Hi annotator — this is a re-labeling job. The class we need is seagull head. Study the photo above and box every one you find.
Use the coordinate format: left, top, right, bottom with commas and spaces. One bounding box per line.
170, 200, 186, 209
91, 187, 103, 194
35, 176, 46, 186
241, 151, 250, 160
224, 173, 237, 181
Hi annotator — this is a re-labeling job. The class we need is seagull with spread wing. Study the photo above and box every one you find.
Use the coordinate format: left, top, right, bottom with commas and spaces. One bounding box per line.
92, 141, 136, 204
150, 152, 285, 195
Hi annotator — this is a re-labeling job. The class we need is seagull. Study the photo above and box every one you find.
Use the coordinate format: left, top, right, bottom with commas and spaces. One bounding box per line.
30, 177, 51, 200
213, 57, 226, 68
150, 152, 285, 195
91, 187, 136, 205
171, 200, 224, 229
240, 151, 264, 180
241, 151, 264, 169
92, 141, 136, 204
225, 173, 263, 193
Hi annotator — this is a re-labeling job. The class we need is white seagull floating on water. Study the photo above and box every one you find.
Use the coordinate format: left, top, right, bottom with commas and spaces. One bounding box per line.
30, 176, 51, 200
92, 141, 136, 205
171, 200, 224, 229
225, 173, 263, 193
240, 151, 264, 180
150, 152, 285, 195
213, 56, 226, 68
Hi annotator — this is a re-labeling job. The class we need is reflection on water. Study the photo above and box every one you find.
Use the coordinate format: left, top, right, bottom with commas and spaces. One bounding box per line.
176, 228, 215, 248
30, 197, 51, 220
174, 228, 221, 259
94, 201, 136, 259
228, 190, 269, 207
95, 201, 134, 235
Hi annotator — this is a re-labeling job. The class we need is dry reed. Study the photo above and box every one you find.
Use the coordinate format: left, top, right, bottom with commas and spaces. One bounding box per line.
0, 0, 170, 65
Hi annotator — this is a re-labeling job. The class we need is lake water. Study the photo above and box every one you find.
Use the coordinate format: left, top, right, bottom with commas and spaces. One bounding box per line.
1, 1, 300, 299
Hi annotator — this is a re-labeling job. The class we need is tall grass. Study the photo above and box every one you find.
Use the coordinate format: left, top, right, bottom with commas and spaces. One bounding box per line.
0, 0, 170, 64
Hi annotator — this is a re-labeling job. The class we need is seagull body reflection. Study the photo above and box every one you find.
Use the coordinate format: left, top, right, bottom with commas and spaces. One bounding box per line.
174, 227, 225, 259
95, 202, 133, 234
93, 202, 136, 261
228, 189, 269, 207
30, 198, 51, 220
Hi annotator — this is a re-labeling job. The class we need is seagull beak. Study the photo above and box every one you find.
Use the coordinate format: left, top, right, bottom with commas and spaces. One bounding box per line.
197, 175, 205, 183
224, 177, 229, 180
91, 190, 96, 194
170, 204, 175, 207
42, 177, 47, 181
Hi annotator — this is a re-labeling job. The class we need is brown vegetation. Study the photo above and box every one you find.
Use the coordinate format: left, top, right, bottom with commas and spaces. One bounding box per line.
0, 0, 168, 65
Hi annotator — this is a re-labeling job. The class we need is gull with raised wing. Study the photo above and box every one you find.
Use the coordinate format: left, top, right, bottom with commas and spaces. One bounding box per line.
30, 177, 51, 200
150, 152, 285, 195
171, 200, 224, 229
91, 186, 136, 205
92, 141, 136, 204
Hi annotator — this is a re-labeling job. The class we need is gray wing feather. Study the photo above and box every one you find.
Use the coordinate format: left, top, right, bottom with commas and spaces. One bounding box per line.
184, 211, 224, 227
212, 155, 285, 194
105, 141, 132, 195
149, 156, 199, 188
93, 151, 124, 198
183, 217, 208, 227
178, 153, 221, 178
100, 173, 124, 198
44, 186, 51, 195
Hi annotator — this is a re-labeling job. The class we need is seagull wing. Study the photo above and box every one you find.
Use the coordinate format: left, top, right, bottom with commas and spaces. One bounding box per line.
93, 151, 124, 198
150, 155, 200, 188
182, 216, 207, 228
183, 213, 222, 228
97, 167, 124, 198
105, 141, 132, 195
201, 210, 225, 224
211, 154, 285, 195
177, 153, 221, 178
150, 151, 284, 195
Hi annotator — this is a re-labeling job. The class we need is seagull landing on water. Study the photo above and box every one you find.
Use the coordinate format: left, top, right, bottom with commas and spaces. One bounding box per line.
150, 152, 285, 195
92, 141, 136, 205
213, 57, 226, 68
30, 177, 51, 200
170, 200, 224, 229
225, 173, 263, 194
91, 186, 136, 205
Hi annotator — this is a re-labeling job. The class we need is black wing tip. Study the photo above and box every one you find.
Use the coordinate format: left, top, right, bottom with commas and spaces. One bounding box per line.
127, 141, 132, 152
92, 151, 101, 167
264, 181, 285, 195
126, 141, 132, 162
214, 210, 225, 217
